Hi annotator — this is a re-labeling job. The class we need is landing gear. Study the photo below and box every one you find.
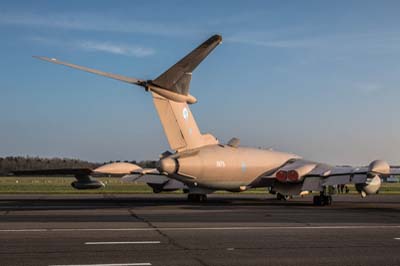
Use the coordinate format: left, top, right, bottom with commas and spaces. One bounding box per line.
313, 192, 332, 206
152, 188, 162, 193
187, 194, 207, 202
276, 193, 290, 201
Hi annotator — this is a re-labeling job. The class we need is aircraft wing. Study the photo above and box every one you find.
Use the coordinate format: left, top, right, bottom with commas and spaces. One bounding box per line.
13, 168, 93, 176
122, 168, 168, 183
387, 167, 400, 175
301, 165, 369, 191
12, 168, 104, 189
12, 162, 142, 177
12, 162, 143, 190
12, 162, 186, 192
122, 169, 187, 192
261, 158, 396, 192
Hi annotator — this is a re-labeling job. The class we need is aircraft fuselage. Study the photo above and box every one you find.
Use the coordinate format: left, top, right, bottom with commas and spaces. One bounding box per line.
159, 145, 299, 191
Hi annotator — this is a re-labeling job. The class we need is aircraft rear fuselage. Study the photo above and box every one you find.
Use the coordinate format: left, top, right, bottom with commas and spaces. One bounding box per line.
159, 145, 299, 191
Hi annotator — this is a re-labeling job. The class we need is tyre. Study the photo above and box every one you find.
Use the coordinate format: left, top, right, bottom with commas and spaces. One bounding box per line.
313, 195, 321, 206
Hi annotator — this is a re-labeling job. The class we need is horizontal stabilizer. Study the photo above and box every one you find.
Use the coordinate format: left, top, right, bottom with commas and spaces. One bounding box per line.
33, 56, 146, 86
152, 34, 222, 95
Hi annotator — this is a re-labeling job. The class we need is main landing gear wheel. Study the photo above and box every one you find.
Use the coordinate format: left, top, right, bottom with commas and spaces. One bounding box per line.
187, 194, 207, 202
313, 195, 332, 206
276, 193, 290, 201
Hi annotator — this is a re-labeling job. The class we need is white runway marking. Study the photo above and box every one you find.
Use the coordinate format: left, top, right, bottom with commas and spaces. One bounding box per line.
1, 225, 400, 233
49, 263, 151, 266
84, 241, 160, 245
0, 229, 48, 232
395, 238, 400, 240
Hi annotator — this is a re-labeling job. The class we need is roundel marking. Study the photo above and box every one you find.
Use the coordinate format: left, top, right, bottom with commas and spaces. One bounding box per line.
241, 162, 247, 173
183, 107, 189, 120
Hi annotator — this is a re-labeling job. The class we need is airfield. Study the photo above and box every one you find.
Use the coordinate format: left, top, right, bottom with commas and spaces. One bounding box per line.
0, 194, 399, 266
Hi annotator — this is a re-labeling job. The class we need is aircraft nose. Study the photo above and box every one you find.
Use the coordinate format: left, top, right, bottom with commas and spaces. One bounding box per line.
158, 157, 177, 175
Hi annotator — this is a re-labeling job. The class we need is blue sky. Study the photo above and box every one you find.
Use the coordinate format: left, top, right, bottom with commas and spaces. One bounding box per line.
1, 0, 400, 164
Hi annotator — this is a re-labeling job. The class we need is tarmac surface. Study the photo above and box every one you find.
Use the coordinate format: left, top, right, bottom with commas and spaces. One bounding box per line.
0, 194, 399, 266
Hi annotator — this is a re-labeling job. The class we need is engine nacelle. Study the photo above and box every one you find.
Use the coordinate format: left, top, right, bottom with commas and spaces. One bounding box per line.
355, 175, 381, 198
368, 160, 390, 175
275, 161, 317, 183
71, 180, 105, 190
355, 160, 388, 197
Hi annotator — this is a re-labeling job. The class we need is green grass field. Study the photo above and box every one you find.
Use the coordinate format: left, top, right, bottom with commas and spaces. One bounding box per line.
0, 177, 154, 194
0, 176, 399, 194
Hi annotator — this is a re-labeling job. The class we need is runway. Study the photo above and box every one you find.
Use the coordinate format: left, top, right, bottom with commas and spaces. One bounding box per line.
0, 194, 399, 266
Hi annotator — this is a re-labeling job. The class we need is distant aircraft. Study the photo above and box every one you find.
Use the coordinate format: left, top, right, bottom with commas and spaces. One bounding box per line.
22, 35, 400, 205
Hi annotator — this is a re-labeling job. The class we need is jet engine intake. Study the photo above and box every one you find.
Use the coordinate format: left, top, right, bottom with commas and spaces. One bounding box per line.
157, 157, 178, 175
355, 160, 387, 197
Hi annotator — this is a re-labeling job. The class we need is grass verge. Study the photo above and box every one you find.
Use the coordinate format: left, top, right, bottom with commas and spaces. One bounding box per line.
0, 176, 399, 194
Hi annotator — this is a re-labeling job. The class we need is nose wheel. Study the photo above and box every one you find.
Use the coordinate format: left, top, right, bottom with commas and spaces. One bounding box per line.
187, 194, 207, 202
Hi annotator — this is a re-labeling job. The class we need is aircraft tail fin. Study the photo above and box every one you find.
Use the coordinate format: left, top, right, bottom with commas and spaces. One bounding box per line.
152, 34, 222, 95
152, 92, 218, 151
150, 35, 222, 151
33, 35, 222, 152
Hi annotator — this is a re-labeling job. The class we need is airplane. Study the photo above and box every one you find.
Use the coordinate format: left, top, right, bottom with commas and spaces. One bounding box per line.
17, 34, 400, 206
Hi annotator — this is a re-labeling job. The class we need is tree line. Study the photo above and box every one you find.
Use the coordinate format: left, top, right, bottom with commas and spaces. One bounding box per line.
0, 156, 157, 175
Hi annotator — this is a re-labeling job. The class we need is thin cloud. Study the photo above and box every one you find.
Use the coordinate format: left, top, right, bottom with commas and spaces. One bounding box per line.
0, 11, 204, 37
226, 30, 400, 52
225, 28, 315, 48
226, 36, 312, 48
29, 36, 155, 57
354, 83, 385, 94
77, 41, 154, 57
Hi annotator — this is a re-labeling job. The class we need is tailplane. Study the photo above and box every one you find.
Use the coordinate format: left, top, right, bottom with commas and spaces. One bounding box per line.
152, 34, 222, 96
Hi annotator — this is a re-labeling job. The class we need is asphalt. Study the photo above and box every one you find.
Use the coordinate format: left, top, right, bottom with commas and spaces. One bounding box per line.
0, 194, 399, 266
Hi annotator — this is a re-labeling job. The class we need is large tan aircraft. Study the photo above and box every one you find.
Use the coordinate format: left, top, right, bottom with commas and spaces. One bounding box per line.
26, 35, 399, 205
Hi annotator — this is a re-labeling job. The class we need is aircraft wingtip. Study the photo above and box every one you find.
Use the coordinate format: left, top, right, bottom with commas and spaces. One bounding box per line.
33, 56, 57, 61
213, 34, 223, 44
